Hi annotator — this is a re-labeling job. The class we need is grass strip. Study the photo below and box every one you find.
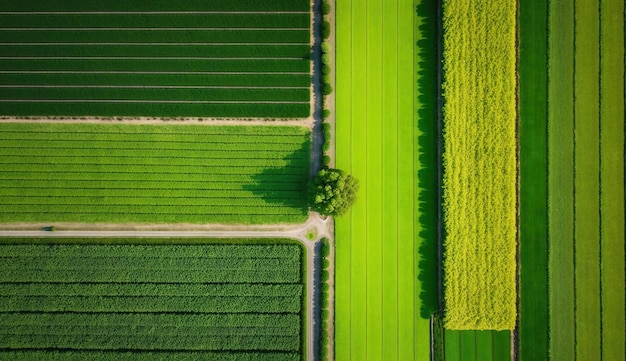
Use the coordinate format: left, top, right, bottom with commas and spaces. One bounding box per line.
519, 0, 550, 359
547, 0, 576, 359
573, 0, 602, 359
599, 0, 625, 359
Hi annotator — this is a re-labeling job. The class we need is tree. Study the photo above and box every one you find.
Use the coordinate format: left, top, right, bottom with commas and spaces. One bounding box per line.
307, 168, 358, 216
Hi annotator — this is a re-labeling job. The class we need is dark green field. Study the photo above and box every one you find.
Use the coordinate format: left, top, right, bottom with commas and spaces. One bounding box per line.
0, 123, 310, 224
0, 240, 305, 361
0, 0, 311, 118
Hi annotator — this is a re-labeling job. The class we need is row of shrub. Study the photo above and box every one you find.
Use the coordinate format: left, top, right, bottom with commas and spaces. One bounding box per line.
319, 237, 331, 360
320, 0, 332, 169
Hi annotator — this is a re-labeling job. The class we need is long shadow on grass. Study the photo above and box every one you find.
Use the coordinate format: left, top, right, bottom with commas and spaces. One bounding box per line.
416, 0, 441, 320
243, 139, 311, 222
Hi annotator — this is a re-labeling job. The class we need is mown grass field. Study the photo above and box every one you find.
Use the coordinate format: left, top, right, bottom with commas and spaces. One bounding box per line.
0, 239, 305, 361
443, 330, 510, 361
441, 0, 517, 331
518, 0, 549, 359
0, 0, 311, 118
0, 123, 310, 224
334, 0, 433, 359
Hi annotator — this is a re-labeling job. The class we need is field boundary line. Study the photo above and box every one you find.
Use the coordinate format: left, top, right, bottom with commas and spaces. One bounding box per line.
0, 85, 309, 89
0, 57, 307, 60
0, 11, 310, 15
0, 42, 310, 46
0, 71, 309, 75
0, 27, 309, 31
0, 100, 310, 104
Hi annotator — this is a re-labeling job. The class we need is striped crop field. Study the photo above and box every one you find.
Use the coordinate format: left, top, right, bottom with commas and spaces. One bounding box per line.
444, 330, 510, 361
0, 240, 305, 361
0, 123, 310, 224
0, 0, 311, 118
517, 0, 625, 360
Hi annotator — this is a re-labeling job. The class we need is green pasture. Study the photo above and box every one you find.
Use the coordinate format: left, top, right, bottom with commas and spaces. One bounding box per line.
0, 240, 305, 360
334, 0, 434, 359
443, 330, 510, 361
599, 0, 625, 359
547, 0, 576, 359
518, 0, 549, 359
0, 123, 310, 224
545, 0, 625, 359
0, 0, 311, 118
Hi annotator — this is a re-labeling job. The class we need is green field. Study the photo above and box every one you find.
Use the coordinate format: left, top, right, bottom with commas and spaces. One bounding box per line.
0, 123, 310, 224
519, 0, 624, 359
443, 330, 510, 361
0, 0, 311, 118
334, 0, 433, 359
518, 0, 549, 359
0, 240, 305, 360
441, 0, 517, 331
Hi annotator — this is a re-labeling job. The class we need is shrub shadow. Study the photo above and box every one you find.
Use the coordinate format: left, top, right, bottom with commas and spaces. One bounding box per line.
416, 0, 442, 319
242, 139, 311, 220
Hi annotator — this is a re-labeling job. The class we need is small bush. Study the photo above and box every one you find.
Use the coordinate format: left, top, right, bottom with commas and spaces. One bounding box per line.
322, 64, 331, 75
322, 0, 331, 15
321, 294, 329, 309
321, 42, 331, 54
321, 309, 329, 320
322, 108, 331, 118
322, 74, 332, 84
321, 53, 331, 65
322, 155, 331, 167
323, 83, 333, 95
321, 270, 329, 282
322, 21, 331, 39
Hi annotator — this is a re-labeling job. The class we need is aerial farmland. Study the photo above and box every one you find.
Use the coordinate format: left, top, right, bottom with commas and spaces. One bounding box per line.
0, 0, 623, 361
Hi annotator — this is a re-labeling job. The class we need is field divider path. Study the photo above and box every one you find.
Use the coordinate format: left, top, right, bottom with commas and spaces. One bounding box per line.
0, 212, 332, 361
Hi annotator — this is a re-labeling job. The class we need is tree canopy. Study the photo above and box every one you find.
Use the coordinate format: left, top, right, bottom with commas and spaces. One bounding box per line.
307, 168, 358, 216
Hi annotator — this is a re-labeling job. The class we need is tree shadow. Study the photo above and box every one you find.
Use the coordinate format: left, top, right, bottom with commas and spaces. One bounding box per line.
242, 139, 311, 221
416, 0, 441, 319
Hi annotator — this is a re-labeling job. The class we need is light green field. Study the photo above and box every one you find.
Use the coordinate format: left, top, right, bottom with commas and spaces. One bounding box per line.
0, 123, 310, 224
334, 0, 432, 359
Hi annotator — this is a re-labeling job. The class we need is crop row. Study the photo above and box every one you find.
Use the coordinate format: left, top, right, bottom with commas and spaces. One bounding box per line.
441, 0, 517, 331
0, 244, 301, 259
0, 171, 307, 183
5, 324, 298, 337
0, 59, 309, 72
0, 88, 309, 102
0, 268, 301, 284
0, 44, 312, 59
0, 155, 309, 168
0, 14, 310, 29
0, 312, 300, 328
0, 122, 309, 134
2, 256, 300, 272
0, 351, 301, 361
0, 211, 307, 224
0, 72, 311, 87
0, 30, 309, 44
0, 295, 301, 313
0, 0, 310, 12
0, 334, 300, 351
0, 283, 302, 298
0, 102, 311, 117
